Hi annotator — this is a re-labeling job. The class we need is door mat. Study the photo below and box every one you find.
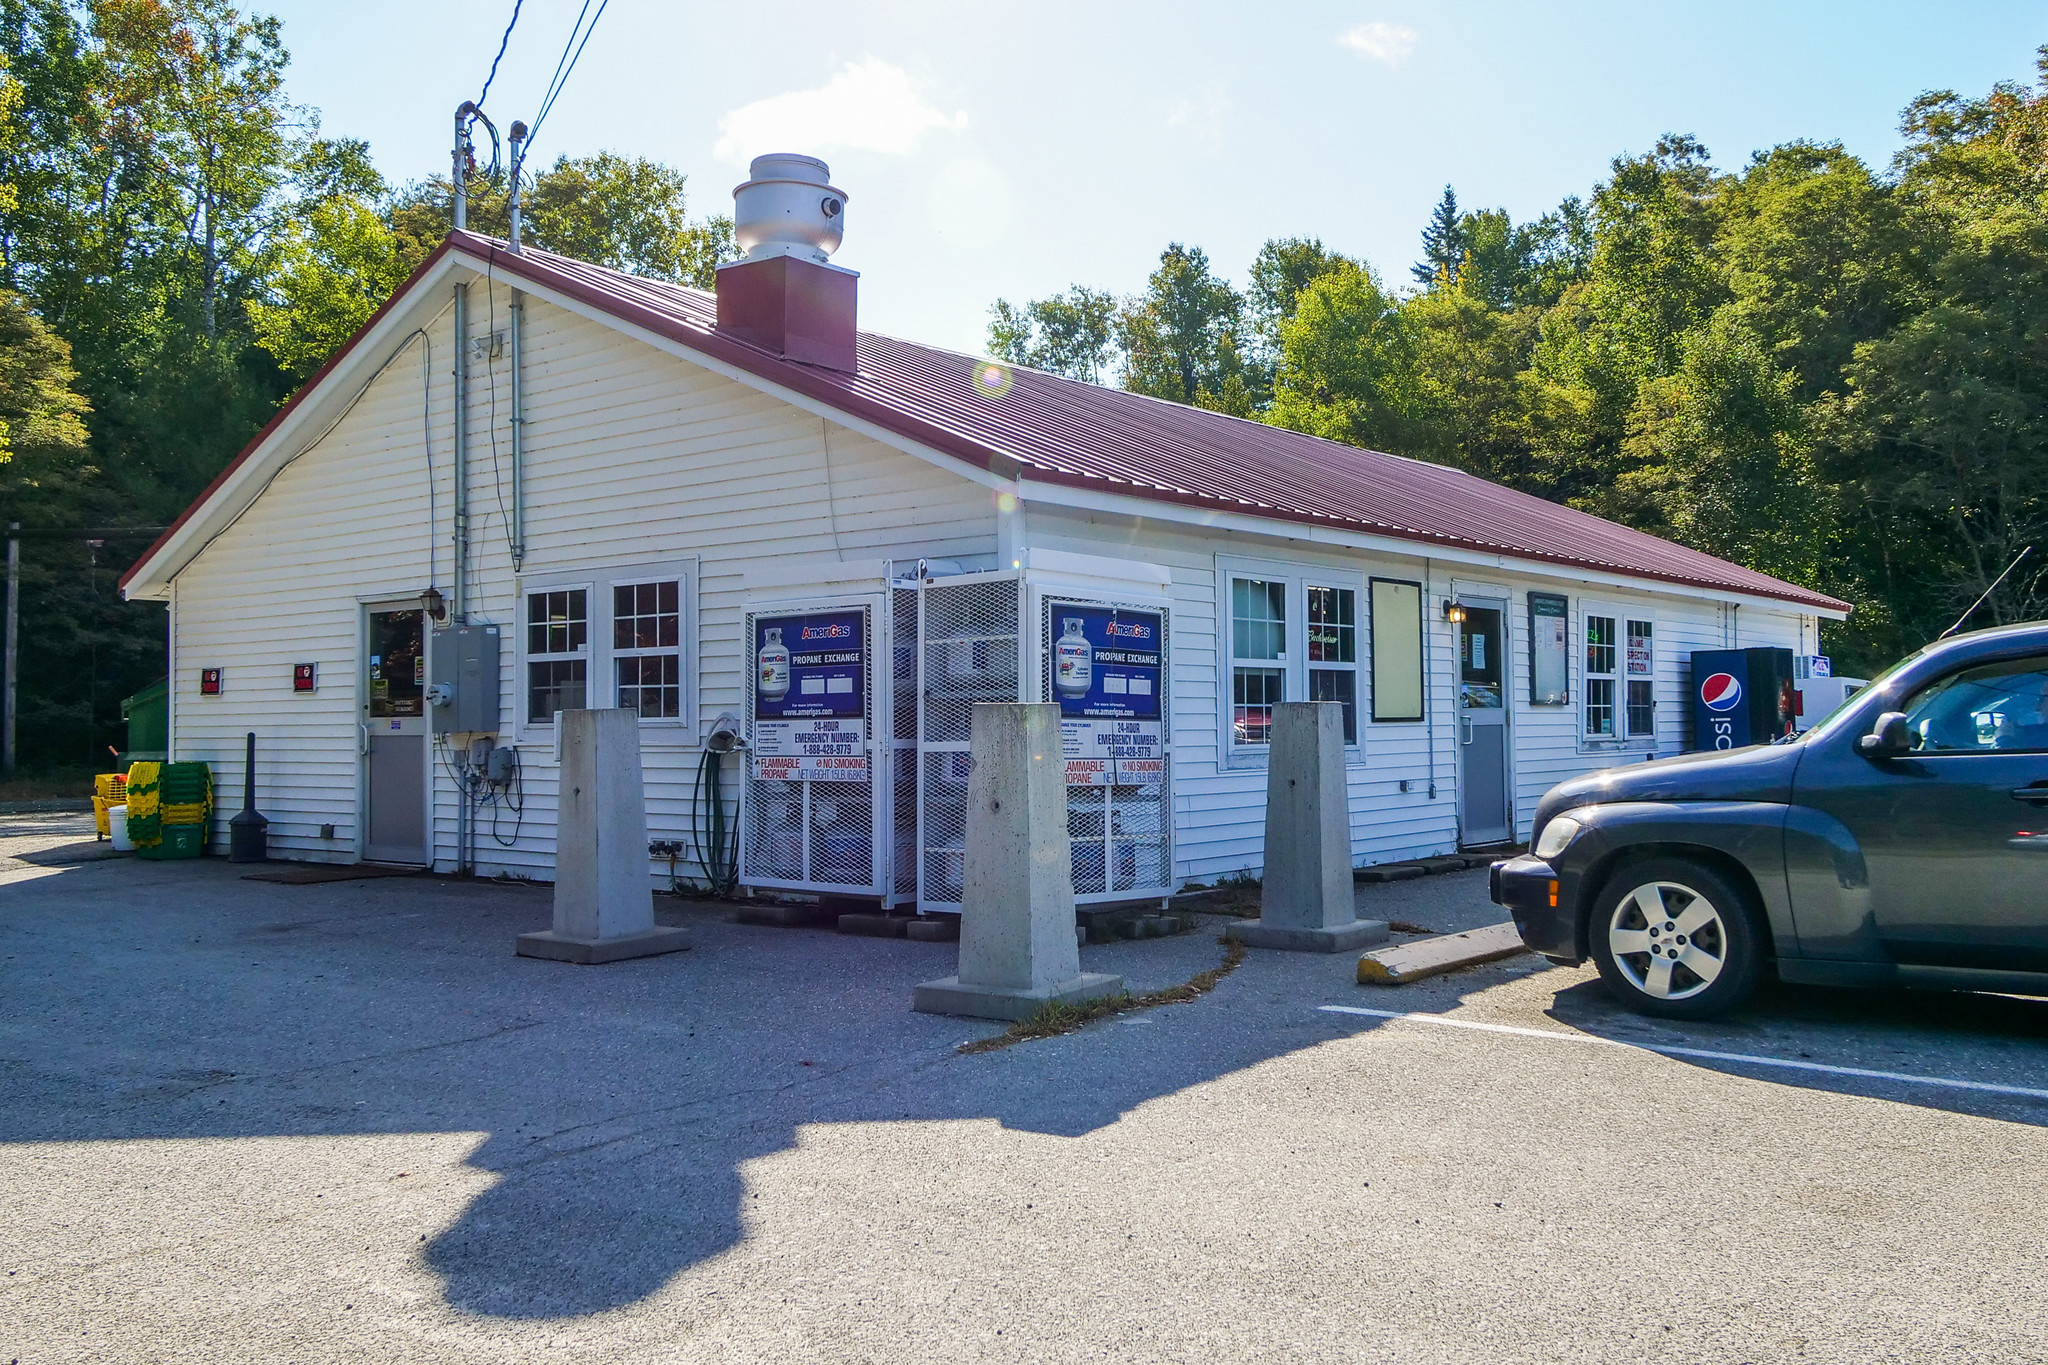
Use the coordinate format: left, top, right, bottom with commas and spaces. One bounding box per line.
242, 863, 424, 885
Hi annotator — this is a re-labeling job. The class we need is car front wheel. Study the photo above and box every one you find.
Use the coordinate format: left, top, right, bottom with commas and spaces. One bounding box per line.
1589, 857, 1762, 1019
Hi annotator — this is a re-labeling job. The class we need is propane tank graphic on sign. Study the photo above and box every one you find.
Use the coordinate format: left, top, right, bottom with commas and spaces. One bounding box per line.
758, 627, 791, 701
1055, 617, 1092, 697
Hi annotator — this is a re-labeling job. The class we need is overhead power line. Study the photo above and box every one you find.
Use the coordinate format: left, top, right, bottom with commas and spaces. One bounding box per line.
476, 0, 525, 111
527, 0, 611, 154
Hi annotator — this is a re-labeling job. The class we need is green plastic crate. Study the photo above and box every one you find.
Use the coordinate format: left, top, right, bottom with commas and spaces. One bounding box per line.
138, 824, 207, 860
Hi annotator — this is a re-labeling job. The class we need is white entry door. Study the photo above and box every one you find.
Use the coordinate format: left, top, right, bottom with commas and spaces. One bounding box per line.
1457, 599, 1512, 846
363, 606, 429, 864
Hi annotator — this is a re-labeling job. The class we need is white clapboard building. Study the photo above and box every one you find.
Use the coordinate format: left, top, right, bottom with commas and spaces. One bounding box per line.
120, 155, 1848, 906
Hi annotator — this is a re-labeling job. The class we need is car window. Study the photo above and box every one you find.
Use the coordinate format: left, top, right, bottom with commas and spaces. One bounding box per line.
1900, 656, 2048, 753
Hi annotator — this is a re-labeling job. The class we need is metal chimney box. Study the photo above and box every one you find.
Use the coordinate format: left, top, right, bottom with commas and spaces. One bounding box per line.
715, 255, 858, 370
715, 153, 859, 372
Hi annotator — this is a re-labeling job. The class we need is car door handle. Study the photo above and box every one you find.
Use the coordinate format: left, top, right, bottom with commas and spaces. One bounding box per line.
2011, 785, 2048, 804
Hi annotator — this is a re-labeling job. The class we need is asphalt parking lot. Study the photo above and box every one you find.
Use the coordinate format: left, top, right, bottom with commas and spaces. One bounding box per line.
4, 820, 2047, 1363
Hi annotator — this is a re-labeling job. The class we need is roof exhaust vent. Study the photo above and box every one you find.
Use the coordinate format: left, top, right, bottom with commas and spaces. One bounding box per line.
716, 153, 859, 372
732, 154, 848, 264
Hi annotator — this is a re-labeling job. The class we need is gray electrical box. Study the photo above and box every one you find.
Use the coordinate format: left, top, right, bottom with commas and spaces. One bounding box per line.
429, 625, 501, 734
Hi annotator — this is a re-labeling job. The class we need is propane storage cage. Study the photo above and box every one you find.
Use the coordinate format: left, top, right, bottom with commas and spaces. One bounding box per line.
915, 551, 1175, 915
740, 567, 910, 904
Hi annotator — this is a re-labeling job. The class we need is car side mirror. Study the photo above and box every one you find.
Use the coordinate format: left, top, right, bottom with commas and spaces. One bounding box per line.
1857, 711, 1911, 757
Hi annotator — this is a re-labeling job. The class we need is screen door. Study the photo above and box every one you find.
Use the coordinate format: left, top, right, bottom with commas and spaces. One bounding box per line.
363, 607, 428, 864
1457, 600, 1512, 846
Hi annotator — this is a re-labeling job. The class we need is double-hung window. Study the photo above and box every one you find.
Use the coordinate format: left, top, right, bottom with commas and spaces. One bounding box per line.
521, 559, 696, 734
526, 589, 589, 723
1230, 578, 1287, 746
1584, 606, 1655, 742
1222, 563, 1364, 757
1625, 618, 1655, 738
1307, 585, 1360, 743
612, 579, 682, 718
1584, 611, 1618, 738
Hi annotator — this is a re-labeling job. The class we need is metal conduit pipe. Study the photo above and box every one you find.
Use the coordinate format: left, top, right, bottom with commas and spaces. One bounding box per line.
507, 120, 527, 571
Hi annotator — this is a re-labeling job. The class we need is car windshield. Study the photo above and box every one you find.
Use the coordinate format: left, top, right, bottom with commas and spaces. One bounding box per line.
1803, 648, 1923, 743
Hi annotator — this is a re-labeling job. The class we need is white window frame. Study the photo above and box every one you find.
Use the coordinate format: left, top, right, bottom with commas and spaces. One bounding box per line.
1623, 614, 1657, 741
1581, 600, 1655, 747
518, 557, 698, 741
1216, 556, 1367, 767
522, 581, 594, 730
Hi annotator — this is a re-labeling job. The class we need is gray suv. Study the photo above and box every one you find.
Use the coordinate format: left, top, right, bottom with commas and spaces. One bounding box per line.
1491, 621, 2048, 1018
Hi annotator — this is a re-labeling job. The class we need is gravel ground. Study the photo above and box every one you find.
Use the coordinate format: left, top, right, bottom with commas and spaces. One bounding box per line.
3, 851, 2045, 1363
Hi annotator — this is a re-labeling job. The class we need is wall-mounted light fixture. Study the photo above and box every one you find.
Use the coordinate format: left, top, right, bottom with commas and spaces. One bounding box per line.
1443, 599, 1468, 624
419, 586, 448, 625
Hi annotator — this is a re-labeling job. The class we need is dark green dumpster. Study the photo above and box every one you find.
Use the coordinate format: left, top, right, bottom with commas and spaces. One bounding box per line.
120, 679, 168, 764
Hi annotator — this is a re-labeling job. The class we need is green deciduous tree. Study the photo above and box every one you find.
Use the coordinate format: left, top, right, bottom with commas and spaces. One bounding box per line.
985, 285, 1118, 382
1115, 243, 1250, 413
387, 151, 736, 288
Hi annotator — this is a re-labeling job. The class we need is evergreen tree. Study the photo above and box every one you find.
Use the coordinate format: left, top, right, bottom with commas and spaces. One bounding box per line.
1411, 186, 1465, 287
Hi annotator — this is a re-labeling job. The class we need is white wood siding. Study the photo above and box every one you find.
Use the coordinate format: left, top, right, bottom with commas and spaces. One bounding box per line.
170, 282, 996, 871
1024, 505, 1809, 884
167, 276, 1812, 890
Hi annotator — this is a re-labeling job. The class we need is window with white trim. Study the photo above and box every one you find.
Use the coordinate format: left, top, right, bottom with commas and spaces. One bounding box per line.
1221, 563, 1365, 756
1230, 577, 1286, 747
520, 559, 696, 734
1306, 584, 1360, 743
1583, 608, 1656, 741
526, 589, 588, 722
1625, 618, 1655, 737
612, 579, 682, 718
1584, 611, 1618, 738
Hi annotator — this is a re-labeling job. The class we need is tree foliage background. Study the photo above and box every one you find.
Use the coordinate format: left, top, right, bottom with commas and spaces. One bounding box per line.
0, 0, 731, 770
0, 5, 2039, 770
991, 48, 2048, 675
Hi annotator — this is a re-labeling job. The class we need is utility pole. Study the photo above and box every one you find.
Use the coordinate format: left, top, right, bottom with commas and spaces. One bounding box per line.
5, 522, 18, 774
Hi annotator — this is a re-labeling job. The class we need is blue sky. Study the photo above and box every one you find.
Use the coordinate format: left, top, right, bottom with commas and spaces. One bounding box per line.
263, 1, 2045, 354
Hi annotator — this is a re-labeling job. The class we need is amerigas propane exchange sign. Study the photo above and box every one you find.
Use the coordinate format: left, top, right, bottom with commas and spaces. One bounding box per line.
752, 610, 868, 781
1051, 604, 1164, 787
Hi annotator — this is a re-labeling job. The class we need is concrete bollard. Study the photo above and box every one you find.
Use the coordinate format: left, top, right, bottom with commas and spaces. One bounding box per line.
516, 709, 691, 964
913, 703, 1123, 1019
1226, 701, 1389, 953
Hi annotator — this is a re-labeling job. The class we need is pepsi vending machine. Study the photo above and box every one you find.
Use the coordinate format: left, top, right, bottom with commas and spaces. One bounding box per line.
1687, 647, 1797, 750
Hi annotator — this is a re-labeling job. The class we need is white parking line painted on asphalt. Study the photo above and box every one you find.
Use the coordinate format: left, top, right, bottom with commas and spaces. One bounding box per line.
1318, 1005, 2048, 1102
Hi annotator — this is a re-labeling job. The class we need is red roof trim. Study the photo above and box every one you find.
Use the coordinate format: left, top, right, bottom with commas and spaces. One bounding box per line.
119, 235, 463, 592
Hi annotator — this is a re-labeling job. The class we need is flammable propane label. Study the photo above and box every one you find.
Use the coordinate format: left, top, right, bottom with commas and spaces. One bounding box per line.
752, 718, 868, 781
1060, 718, 1164, 787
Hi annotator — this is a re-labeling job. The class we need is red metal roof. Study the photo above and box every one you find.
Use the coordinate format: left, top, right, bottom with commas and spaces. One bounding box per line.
126, 230, 1850, 613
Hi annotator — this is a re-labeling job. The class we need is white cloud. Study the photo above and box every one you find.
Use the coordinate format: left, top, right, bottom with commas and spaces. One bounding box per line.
1337, 21, 1419, 67
713, 59, 968, 167
1165, 85, 1232, 146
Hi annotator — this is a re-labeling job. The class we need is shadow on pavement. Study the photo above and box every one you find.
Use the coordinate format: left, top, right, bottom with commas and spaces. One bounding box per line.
0, 855, 1475, 1319
7, 853, 2046, 1320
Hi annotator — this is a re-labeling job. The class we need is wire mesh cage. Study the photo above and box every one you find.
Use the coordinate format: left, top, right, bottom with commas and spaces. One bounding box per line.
917, 576, 1022, 909
739, 600, 882, 893
1037, 592, 1173, 902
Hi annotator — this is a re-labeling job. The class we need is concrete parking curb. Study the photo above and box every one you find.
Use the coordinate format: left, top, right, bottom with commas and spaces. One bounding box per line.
1357, 921, 1529, 985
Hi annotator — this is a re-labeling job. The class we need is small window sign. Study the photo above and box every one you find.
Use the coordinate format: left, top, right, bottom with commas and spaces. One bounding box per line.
199, 667, 223, 696
293, 663, 318, 693
1528, 593, 1569, 706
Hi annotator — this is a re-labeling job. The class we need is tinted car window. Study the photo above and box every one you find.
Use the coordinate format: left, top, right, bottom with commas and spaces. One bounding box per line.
1900, 656, 2048, 753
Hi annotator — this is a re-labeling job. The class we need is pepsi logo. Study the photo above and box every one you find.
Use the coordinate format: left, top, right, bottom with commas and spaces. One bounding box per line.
1701, 672, 1742, 712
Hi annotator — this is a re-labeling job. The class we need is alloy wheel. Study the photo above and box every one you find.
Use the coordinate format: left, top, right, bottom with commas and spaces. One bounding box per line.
1607, 881, 1727, 1001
